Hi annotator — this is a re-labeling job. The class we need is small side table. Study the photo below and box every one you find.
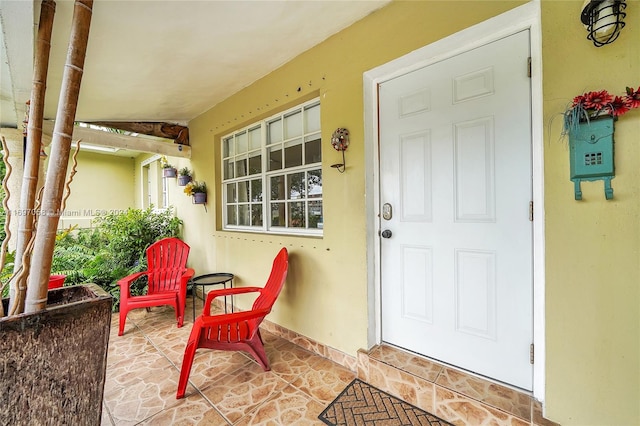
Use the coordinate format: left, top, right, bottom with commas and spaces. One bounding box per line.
189, 273, 234, 321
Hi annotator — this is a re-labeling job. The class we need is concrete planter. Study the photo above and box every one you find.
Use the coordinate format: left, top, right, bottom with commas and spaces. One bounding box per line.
0, 284, 112, 425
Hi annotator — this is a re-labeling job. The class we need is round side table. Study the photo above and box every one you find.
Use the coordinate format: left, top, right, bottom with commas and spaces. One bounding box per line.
189, 273, 234, 321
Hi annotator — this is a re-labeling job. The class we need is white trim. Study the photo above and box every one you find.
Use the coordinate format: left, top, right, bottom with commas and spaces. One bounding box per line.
141, 155, 161, 208
363, 1, 545, 402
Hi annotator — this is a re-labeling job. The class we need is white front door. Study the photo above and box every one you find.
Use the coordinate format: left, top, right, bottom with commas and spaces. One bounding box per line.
379, 30, 533, 390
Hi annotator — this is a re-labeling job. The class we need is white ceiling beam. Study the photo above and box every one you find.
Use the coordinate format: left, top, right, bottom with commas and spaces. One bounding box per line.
41, 121, 191, 158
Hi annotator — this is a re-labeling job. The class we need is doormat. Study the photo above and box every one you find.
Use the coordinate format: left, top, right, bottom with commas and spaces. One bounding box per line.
318, 378, 454, 426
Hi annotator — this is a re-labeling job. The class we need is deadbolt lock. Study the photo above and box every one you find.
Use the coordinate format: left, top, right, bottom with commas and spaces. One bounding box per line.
382, 203, 393, 220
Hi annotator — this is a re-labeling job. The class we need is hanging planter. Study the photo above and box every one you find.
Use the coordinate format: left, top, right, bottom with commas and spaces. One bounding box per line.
177, 167, 192, 186
160, 156, 176, 178
184, 181, 207, 208
193, 192, 207, 204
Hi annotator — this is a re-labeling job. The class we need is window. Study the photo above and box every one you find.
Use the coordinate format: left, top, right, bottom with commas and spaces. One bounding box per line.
223, 99, 322, 235
141, 155, 170, 209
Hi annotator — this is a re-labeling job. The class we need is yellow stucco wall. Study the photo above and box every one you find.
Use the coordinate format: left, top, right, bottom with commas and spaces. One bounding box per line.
55, 151, 135, 229
541, 0, 639, 424
187, 0, 524, 358
181, 1, 639, 424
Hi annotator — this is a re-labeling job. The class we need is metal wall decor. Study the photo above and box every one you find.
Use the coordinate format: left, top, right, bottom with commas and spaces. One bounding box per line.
580, 0, 627, 47
569, 116, 615, 200
330, 127, 349, 173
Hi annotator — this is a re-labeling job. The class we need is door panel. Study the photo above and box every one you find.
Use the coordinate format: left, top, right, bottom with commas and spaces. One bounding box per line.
379, 30, 533, 390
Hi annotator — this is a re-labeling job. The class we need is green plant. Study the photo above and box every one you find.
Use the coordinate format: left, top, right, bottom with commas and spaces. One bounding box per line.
178, 167, 192, 177
160, 155, 174, 169
1, 250, 15, 298
49, 207, 183, 311
184, 181, 206, 196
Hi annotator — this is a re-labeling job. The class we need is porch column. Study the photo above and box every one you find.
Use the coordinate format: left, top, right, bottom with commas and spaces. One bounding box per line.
0, 128, 47, 253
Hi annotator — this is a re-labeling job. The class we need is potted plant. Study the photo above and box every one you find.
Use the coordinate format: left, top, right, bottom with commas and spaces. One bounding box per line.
184, 181, 207, 204
177, 167, 192, 186
160, 156, 177, 178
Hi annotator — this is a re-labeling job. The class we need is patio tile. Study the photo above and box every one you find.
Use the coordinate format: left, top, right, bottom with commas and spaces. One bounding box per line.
199, 364, 290, 424
234, 385, 326, 426
267, 341, 326, 383
181, 349, 254, 392
290, 357, 356, 405
104, 362, 189, 425
137, 392, 228, 425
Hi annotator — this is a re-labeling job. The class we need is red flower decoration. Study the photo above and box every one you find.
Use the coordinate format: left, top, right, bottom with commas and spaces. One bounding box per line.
610, 96, 629, 117
582, 90, 613, 110
624, 86, 640, 109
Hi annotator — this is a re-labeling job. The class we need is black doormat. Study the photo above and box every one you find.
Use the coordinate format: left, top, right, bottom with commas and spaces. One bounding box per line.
319, 378, 454, 426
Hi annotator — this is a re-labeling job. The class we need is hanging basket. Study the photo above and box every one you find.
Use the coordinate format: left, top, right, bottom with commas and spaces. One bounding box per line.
193, 193, 207, 204
163, 167, 177, 178
178, 175, 192, 186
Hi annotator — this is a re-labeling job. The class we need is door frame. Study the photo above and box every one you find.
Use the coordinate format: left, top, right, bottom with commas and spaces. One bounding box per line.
363, 1, 545, 401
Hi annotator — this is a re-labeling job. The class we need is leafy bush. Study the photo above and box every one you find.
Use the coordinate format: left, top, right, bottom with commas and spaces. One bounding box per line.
51, 207, 182, 310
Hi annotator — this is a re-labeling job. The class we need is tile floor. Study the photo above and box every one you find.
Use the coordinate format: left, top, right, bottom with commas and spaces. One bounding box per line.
102, 298, 558, 425
102, 299, 356, 425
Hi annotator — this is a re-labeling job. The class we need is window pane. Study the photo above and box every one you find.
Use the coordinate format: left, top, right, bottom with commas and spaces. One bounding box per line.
236, 131, 248, 154
284, 111, 302, 139
304, 136, 321, 164
238, 181, 249, 202
248, 152, 261, 175
288, 202, 306, 228
223, 137, 233, 157
251, 205, 263, 226
226, 183, 236, 203
236, 158, 247, 177
251, 179, 263, 202
284, 139, 302, 168
308, 169, 322, 198
288, 172, 305, 200
268, 118, 282, 143
238, 205, 250, 226
271, 202, 285, 226
268, 147, 282, 171
223, 159, 233, 179
270, 175, 285, 201
223, 99, 322, 234
309, 200, 323, 229
249, 126, 261, 150
305, 103, 320, 132
227, 205, 237, 225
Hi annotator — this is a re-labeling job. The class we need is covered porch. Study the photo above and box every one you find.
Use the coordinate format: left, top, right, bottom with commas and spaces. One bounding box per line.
103, 296, 550, 425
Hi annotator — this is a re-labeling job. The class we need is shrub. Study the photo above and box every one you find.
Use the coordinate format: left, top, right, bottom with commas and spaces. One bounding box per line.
51, 207, 183, 311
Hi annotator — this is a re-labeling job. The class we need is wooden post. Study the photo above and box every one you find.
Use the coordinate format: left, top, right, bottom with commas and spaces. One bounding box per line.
9, 0, 56, 314
25, 0, 94, 314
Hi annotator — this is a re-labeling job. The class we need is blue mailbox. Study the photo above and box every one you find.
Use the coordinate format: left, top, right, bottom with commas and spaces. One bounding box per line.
569, 116, 615, 200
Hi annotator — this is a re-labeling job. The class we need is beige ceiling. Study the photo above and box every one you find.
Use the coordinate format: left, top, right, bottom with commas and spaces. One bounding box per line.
1, 0, 390, 131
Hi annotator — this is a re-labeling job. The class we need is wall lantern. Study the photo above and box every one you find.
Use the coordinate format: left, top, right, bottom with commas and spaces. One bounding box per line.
580, 0, 626, 47
330, 128, 349, 173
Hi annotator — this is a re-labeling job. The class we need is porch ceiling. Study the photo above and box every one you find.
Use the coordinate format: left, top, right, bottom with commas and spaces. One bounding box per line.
1, 0, 389, 132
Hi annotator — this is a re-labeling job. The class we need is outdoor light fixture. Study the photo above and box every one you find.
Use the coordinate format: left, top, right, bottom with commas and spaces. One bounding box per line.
330, 128, 350, 173
581, 0, 627, 47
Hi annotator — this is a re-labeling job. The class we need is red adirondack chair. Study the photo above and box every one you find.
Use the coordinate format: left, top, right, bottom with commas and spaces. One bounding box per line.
118, 237, 195, 336
176, 247, 288, 399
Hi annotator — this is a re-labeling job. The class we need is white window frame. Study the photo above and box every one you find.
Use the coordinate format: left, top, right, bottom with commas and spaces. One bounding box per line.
141, 154, 170, 210
222, 98, 323, 236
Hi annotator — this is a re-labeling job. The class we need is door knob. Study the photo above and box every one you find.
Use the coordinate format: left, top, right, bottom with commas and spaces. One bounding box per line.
381, 229, 392, 239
